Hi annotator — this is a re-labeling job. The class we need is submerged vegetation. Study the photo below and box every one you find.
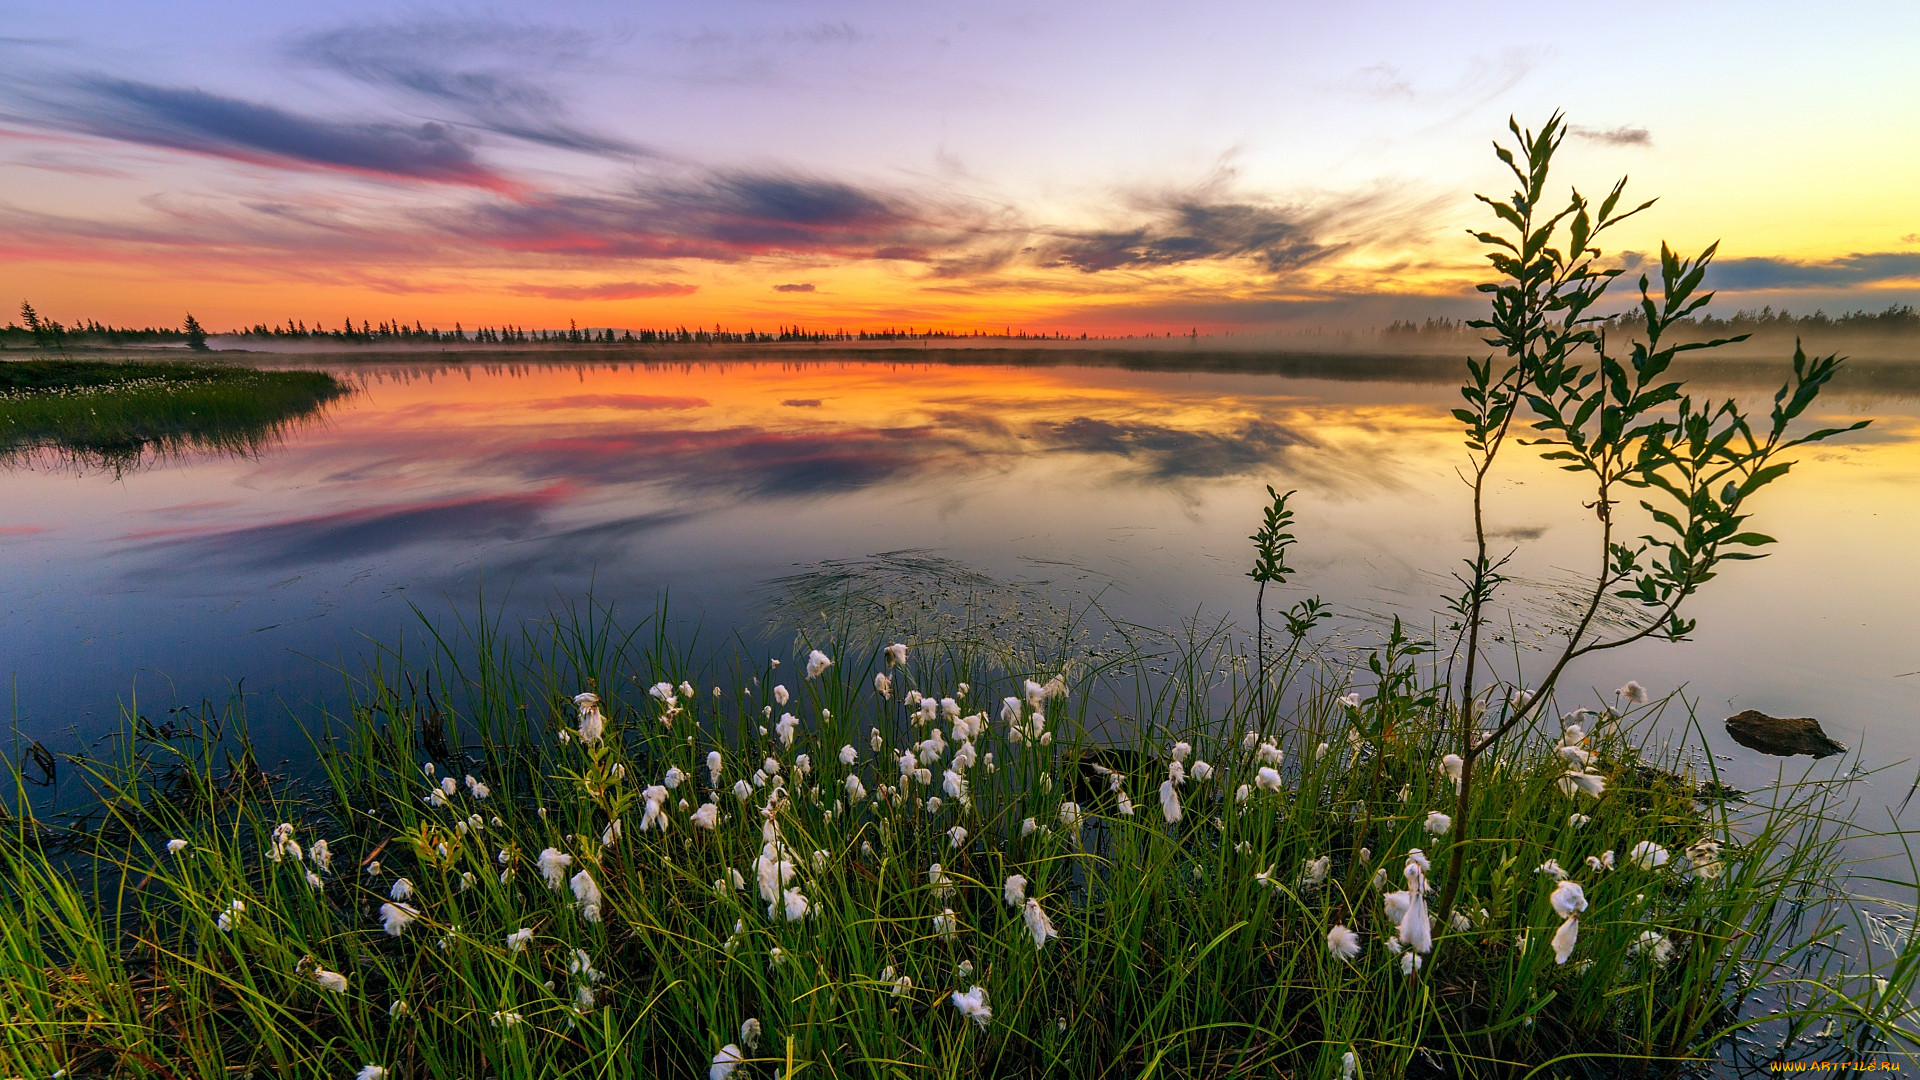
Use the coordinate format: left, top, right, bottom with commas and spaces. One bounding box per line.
0, 359, 349, 471
3, 117, 1916, 1078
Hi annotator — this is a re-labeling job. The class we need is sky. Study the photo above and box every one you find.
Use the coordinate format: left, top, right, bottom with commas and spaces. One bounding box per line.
0, 0, 1916, 335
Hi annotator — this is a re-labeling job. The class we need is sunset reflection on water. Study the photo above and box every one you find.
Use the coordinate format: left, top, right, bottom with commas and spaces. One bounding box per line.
0, 351, 1913, 797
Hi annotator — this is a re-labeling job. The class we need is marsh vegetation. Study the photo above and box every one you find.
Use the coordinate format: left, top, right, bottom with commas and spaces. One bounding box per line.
0, 359, 348, 471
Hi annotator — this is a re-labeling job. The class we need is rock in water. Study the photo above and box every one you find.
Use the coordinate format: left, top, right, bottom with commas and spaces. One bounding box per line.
1724, 710, 1848, 759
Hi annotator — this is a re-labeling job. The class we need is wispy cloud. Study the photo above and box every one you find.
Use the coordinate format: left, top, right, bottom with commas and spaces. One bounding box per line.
1040, 198, 1341, 274
519, 281, 697, 300
1712, 252, 1920, 291
5, 76, 510, 189
1571, 124, 1652, 146
440, 169, 989, 262
291, 19, 647, 157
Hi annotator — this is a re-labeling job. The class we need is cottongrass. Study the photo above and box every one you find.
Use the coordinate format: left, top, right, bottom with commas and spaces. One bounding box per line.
3, 603, 1917, 1079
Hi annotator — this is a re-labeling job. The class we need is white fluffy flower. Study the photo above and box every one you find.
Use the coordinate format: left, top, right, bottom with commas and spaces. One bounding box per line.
1022, 897, 1058, 949
845, 773, 867, 801
692, 803, 720, 830
885, 642, 908, 667
1004, 874, 1028, 908
1255, 741, 1284, 767
873, 672, 893, 699
1170, 741, 1192, 763
1339, 691, 1362, 709
777, 887, 810, 922
1616, 680, 1648, 705
1327, 924, 1362, 961
739, 1016, 763, 1050
806, 650, 833, 679
1552, 916, 1581, 964
1569, 812, 1592, 829
927, 863, 954, 897
710, 1043, 745, 1080
1058, 802, 1082, 829
1235, 784, 1251, 805
933, 908, 959, 940
1191, 760, 1214, 783
388, 878, 414, 901
1159, 779, 1182, 824
948, 825, 969, 850
951, 985, 991, 1028
1549, 880, 1588, 918
1440, 754, 1464, 785
839, 744, 858, 766
571, 869, 603, 922
707, 750, 724, 786
506, 927, 533, 953
775, 711, 800, 748
1631, 930, 1673, 965
573, 692, 605, 745
166, 838, 189, 855
313, 968, 349, 993
378, 902, 418, 937
1255, 766, 1283, 793
357, 1067, 387, 1080
1536, 859, 1569, 880
1300, 855, 1332, 887
1629, 841, 1671, 870
1558, 771, 1607, 798
539, 848, 573, 889
1424, 811, 1452, 836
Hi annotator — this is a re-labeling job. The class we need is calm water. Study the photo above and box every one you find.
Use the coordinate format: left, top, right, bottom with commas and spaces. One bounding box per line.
3, 349, 1916, 798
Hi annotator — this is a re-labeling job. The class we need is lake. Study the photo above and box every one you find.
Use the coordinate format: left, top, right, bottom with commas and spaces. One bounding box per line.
3, 346, 1915, 802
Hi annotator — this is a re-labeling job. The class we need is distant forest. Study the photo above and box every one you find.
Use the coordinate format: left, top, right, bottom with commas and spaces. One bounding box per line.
0, 308, 1122, 349
5, 297, 1917, 354
1386, 302, 1920, 341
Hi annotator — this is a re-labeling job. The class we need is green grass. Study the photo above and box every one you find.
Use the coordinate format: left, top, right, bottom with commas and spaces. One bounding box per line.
2, 600, 1916, 1079
0, 358, 348, 470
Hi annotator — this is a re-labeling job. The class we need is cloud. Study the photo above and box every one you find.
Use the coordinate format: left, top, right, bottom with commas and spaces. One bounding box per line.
8, 76, 509, 189
774, 282, 817, 292
519, 281, 697, 300
1041, 198, 1342, 274
443, 169, 986, 262
1571, 125, 1652, 146
1710, 252, 1920, 291
291, 20, 647, 157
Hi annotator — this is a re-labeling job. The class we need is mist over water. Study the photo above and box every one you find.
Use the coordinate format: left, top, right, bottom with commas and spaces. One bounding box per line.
1, 348, 1913, 803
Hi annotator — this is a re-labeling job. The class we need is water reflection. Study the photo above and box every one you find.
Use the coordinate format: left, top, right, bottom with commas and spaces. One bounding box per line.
0, 350, 1913, 802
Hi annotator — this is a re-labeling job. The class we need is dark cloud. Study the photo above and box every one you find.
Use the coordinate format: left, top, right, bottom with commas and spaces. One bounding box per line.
1571, 125, 1652, 146
14, 77, 506, 188
131, 486, 569, 570
443, 170, 978, 262
774, 283, 817, 292
520, 281, 697, 300
292, 21, 646, 157
1042, 199, 1340, 274
1711, 253, 1920, 291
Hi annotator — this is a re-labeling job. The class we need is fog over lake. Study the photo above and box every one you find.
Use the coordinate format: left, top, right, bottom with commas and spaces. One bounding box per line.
3, 348, 1913, 799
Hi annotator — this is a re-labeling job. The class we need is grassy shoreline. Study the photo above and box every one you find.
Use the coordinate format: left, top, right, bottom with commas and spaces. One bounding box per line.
4, 603, 1913, 1078
0, 358, 349, 470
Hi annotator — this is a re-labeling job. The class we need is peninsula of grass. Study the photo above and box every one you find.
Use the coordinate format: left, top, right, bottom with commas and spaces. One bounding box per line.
0, 358, 348, 469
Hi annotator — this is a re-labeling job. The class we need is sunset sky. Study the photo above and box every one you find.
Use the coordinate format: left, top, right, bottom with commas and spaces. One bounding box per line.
1, 0, 1915, 335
